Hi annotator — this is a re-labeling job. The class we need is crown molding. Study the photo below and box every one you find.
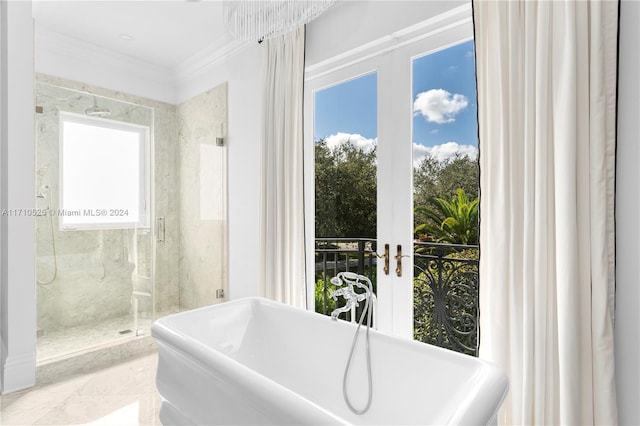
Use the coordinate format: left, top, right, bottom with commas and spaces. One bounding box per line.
35, 26, 179, 103
35, 25, 252, 105
173, 37, 252, 88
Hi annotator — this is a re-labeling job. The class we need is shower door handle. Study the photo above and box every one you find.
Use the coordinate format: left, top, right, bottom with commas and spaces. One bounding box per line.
156, 217, 165, 243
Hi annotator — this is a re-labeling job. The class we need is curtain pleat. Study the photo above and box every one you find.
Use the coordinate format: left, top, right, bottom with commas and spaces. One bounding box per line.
259, 26, 307, 308
474, 1, 618, 424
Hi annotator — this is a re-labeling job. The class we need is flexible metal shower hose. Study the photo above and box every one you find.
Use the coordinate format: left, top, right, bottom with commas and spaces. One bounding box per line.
342, 288, 373, 415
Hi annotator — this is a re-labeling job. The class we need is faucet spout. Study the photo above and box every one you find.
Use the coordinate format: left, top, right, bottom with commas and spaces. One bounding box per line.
328, 272, 374, 322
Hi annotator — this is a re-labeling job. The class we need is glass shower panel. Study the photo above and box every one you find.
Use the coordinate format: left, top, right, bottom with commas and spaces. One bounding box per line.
35, 81, 154, 362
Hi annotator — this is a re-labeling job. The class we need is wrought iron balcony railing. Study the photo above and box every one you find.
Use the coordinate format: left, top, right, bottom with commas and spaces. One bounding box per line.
314, 238, 479, 357
413, 242, 479, 356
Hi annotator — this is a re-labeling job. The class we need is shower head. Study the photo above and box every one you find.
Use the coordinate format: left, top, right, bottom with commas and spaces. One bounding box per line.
85, 96, 111, 117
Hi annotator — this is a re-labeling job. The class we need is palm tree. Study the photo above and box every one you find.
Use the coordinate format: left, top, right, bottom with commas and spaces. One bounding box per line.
414, 188, 479, 245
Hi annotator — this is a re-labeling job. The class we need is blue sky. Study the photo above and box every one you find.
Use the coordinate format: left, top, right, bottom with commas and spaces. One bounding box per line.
315, 72, 377, 140
315, 40, 477, 165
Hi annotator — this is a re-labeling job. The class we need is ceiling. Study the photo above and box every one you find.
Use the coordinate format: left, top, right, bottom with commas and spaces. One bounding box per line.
32, 0, 234, 70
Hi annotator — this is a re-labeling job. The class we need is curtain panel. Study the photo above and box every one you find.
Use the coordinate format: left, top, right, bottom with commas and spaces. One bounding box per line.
259, 26, 307, 309
473, 1, 618, 424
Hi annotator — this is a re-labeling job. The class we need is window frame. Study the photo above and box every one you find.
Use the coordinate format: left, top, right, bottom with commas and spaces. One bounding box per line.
59, 111, 150, 231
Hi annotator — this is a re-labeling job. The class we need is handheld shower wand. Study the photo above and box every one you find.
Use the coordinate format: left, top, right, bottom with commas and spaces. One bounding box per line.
37, 185, 58, 285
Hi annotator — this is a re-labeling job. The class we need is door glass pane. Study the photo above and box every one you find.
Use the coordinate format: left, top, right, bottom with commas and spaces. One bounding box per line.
314, 72, 378, 320
411, 41, 480, 355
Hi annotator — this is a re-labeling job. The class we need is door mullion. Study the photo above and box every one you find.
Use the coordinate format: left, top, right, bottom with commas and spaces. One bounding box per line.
375, 59, 396, 336
388, 48, 415, 340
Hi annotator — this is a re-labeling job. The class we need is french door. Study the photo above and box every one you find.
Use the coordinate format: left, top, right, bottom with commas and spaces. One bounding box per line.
305, 9, 475, 340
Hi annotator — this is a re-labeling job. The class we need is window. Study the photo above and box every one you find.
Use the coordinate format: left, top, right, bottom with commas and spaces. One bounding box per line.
59, 112, 149, 230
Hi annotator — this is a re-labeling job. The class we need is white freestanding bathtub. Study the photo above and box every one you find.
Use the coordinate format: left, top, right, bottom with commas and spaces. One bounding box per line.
152, 297, 508, 425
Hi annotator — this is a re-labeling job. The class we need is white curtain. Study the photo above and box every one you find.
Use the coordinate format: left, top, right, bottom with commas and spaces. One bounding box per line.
259, 26, 307, 308
474, 1, 618, 424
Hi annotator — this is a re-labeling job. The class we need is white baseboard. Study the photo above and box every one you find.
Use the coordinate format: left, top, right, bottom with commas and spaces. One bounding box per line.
1, 349, 36, 394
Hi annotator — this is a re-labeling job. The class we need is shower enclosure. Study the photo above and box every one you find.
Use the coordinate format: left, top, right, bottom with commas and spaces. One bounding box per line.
34, 75, 229, 367
35, 81, 156, 362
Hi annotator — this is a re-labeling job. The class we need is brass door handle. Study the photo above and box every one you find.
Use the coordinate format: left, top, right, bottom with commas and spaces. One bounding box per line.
384, 243, 390, 275
395, 244, 410, 277
375, 244, 390, 275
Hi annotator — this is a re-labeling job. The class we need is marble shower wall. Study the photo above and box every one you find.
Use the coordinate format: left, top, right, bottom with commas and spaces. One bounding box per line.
177, 82, 228, 310
35, 74, 181, 332
35, 74, 229, 338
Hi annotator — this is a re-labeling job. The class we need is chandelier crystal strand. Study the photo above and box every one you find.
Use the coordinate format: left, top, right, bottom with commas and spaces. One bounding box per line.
223, 0, 336, 41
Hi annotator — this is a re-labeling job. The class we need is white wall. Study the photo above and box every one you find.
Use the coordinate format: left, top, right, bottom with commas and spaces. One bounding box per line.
615, 1, 640, 424
0, 0, 36, 394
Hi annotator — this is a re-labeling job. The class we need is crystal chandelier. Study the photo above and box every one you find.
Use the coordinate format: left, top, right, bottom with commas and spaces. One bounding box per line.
223, 0, 336, 41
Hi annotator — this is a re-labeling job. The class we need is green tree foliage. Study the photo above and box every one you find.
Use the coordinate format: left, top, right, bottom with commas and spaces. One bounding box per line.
415, 188, 479, 245
314, 138, 479, 242
315, 140, 377, 238
413, 154, 479, 210
413, 154, 479, 244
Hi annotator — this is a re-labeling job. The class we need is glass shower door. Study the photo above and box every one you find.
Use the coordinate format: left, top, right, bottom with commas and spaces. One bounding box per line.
35, 81, 155, 362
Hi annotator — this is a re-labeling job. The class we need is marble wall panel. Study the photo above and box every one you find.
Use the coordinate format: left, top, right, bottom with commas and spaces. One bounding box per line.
177, 82, 228, 310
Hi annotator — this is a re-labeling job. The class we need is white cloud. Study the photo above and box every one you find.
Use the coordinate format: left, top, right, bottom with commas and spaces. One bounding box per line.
413, 89, 468, 124
320, 134, 476, 168
323, 132, 377, 153
413, 144, 431, 166
413, 141, 477, 166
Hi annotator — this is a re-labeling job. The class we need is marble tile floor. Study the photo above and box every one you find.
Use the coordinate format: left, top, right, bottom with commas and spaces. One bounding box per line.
0, 352, 162, 425
38, 307, 181, 363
